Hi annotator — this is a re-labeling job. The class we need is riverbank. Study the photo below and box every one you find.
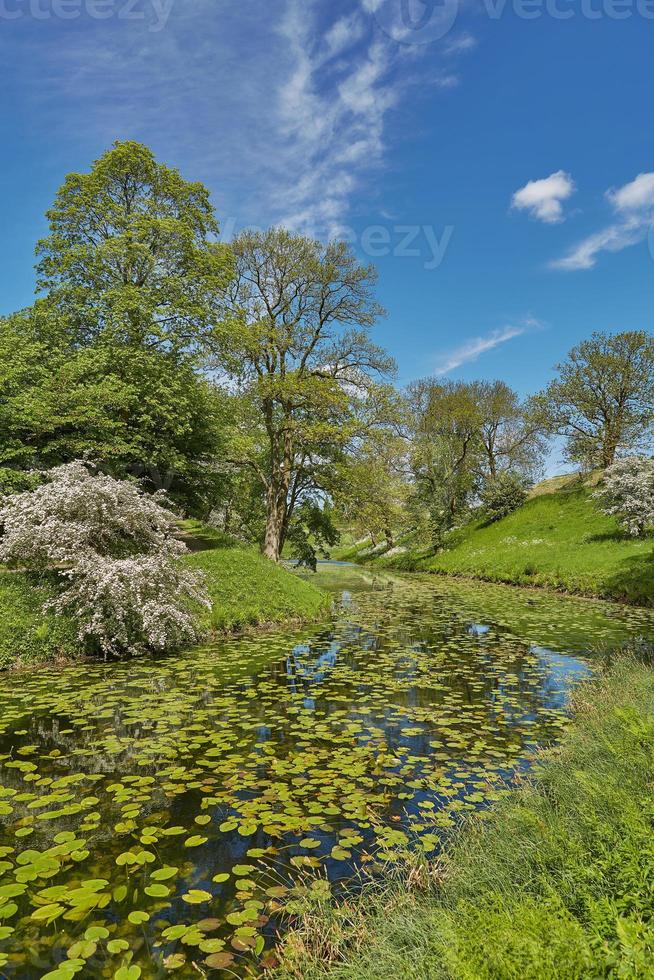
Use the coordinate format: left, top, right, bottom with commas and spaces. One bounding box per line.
0, 529, 329, 670
277, 655, 654, 979
339, 483, 654, 607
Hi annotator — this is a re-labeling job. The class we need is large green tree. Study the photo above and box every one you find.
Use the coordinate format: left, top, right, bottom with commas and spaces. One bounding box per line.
533, 331, 654, 469
475, 380, 546, 480
214, 228, 394, 562
0, 306, 227, 512
36, 140, 233, 354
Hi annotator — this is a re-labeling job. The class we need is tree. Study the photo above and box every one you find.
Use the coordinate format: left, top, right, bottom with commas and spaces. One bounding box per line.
335, 434, 410, 550
0, 462, 209, 656
409, 379, 484, 526
36, 140, 233, 354
0, 306, 227, 513
480, 471, 530, 523
475, 380, 546, 481
214, 228, 394, 562
593, 456, 654, 537
533, 331, 654, 470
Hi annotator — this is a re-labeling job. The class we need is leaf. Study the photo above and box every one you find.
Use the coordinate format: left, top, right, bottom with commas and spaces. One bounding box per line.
181, 890, 212, 905
128, 911, 149, 925
205, 953, 235, 970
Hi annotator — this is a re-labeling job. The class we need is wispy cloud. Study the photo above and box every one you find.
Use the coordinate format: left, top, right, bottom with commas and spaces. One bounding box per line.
511, 170, 576, 224
434, 318, 540, 375
553, 171, 654, 270
1, 0, 477, 239
273, 1, 474, 235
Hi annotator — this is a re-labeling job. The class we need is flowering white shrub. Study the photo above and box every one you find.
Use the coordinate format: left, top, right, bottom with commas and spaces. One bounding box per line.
594, 456, 654, 537
0, 460, 184, 569
0, 461, 211, 656
48, 554, 209, 657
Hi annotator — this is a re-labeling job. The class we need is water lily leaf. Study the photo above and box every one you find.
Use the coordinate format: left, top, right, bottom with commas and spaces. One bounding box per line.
128, 911, 149, 925
204, 953, 235, 970
181, 890, 212, 904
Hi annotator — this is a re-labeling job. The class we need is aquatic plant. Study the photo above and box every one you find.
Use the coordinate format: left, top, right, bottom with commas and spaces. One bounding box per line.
0, 572, 649, 976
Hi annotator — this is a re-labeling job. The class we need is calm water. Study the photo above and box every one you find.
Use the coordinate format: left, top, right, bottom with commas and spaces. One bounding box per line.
1, 567, 653, 978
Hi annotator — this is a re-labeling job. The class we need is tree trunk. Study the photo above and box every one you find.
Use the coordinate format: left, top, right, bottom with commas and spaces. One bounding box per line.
263, 481, 289, 562
264, 504, 283, 562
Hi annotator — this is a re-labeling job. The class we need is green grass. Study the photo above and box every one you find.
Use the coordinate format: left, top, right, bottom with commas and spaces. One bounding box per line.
0, 527, 329, 669
185, 543, 330, 633
278, 656, 654, 980
371, 486, 654, 606
0, 571, 78, 670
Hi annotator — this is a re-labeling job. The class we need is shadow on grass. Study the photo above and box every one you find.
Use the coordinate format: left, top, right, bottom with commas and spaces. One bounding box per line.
584, 530, 644, 544
603, 549, 654, 606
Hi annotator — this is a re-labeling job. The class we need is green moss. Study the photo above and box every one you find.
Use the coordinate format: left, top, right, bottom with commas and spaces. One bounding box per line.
277, 659, 654, 979
374, 487, 654, 606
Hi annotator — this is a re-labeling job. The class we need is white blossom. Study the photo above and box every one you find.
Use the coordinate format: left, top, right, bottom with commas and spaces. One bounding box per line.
0, 461, 212, 656
594, 457, 654, 537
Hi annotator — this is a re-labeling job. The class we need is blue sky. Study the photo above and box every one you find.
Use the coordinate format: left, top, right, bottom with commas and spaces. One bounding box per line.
2, 0, 654, 451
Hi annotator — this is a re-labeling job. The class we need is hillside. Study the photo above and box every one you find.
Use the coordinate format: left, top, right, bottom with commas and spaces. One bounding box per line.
349, 482, 654, 606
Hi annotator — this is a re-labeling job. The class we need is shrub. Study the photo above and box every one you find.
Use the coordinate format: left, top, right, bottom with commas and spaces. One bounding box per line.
0, 461, 210, 657
594, 456, 654, 537
480, 471, 529, 523
0, 460, 183, 568
48, 555, 208, 657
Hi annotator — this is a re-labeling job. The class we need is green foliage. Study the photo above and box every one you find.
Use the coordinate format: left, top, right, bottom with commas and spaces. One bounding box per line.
0, 306, 227, 512
532, 331, 654, 470
480, 471, 529, 523
277, 658, 654, 980
36, 140, 233, 353
285, 501, 340, 572
0, 572, 78, 670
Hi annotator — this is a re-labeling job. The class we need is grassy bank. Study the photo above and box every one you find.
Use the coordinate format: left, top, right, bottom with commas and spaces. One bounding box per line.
186, 542, 330, 633
0, 528, 329, 669
278, 657, 654, 980
349, 483, 654, 606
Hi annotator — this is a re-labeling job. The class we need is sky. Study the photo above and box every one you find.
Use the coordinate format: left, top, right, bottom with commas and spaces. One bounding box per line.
1, 0, 654, 474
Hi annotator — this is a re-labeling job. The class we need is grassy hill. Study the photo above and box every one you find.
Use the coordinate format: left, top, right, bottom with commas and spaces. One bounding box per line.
0, 526, 329, 670
345, 481, 654, 606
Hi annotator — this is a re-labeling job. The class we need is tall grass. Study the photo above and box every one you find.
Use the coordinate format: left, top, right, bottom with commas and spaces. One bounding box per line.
278, 657, 654, 979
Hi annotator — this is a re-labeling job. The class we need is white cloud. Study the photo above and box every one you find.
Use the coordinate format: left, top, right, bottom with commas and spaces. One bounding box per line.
434, 318, 539, 375
511, 170, 576, 224
552, 171, 654, 271
608, 171, 654, 212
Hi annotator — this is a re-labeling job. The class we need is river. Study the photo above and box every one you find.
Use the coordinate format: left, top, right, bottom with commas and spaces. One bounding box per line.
1, 566, 653, 977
